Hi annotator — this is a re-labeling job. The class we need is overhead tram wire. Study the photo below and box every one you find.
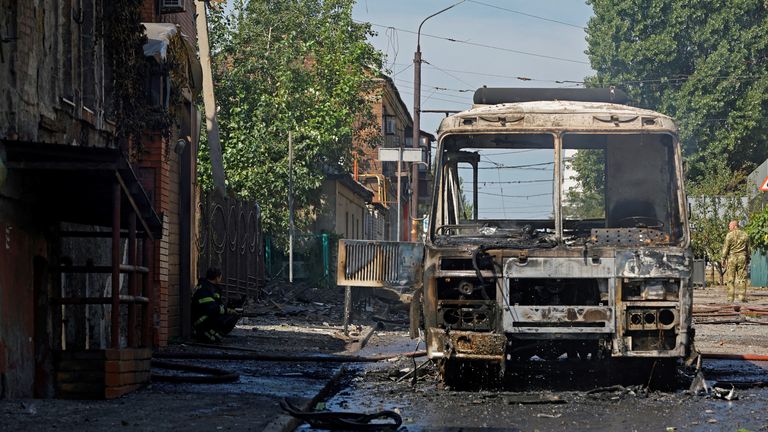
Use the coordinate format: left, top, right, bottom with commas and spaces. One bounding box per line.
459, 161, 555, 170
391, 61, 586, 85
387, 64, 768, 89
465, 179, 553, 184
466, 0, 587, 30
395, 78, 472, 94
360, 21, 590, 65
395, 85, 470, 106
395, 80, 471, 103
478, 191, 553, 198
422, 60, 475, 88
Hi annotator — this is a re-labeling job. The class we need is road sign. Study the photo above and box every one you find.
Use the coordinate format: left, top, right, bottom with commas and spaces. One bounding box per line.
760, 175, 768, 191
378, 147, 424, 162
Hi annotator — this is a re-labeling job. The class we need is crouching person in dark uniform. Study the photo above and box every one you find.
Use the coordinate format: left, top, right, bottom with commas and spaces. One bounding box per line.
191, 267, 240, 343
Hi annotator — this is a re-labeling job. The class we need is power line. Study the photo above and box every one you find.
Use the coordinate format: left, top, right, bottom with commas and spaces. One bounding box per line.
466, 0, 586, 30
390, 63, 768, 89
478, 191, 553, 198
388, 61, 585, 85
361, 21, 590, 65
460, 161, 556, 170
394, 79, 473, 100
479, 210, 553, 215
423, 60, 475, 88
475, 204, 552, 210
395, 84, 471, 105
465, 179, 553, 184
392, 63, 412, 77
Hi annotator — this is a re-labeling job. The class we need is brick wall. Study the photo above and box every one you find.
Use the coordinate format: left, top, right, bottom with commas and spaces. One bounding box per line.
138, 134, 171, 346
142, 0, 197, 40
166, 145, 181, 339
54, 348, 152, 399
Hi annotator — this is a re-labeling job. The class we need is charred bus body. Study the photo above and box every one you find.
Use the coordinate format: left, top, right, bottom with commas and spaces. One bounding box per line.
421, 88, 693, 384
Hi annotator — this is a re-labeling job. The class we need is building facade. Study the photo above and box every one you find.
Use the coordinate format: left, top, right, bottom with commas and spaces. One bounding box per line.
0, 0, 200, 398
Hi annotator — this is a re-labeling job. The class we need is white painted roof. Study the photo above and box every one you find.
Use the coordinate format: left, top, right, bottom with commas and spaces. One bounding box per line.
438, 100, 677, 135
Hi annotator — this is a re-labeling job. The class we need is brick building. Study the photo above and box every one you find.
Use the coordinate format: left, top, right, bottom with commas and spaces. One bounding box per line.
355, 75, 434, 242
0, 0, 200, 398
138, 0, 201, 348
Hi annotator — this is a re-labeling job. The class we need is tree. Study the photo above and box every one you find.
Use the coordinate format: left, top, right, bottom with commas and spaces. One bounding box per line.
199, 0, 383, 249
687, 164, 748, 282
585, 0, 768, 183
746, 205, 768, 253
563, 150, 605, 219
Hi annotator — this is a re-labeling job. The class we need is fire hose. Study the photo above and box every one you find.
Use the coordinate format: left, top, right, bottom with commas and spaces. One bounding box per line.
155, 346, 427, 363
280, 398, 402, 431
151, 359, 240, 383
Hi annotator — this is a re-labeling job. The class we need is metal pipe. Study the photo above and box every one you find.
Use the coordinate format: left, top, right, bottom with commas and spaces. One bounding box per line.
396, 146, 402, 241
289, 131, 294, 282
52, 295, 150, 305
701, 352, 768, 361
128, 211, 137, 347
343, 285, 352, 335
111, 181, 121, 348
472, 159, 478, 220
156, 348, 428, 363
142, 236, 153, 347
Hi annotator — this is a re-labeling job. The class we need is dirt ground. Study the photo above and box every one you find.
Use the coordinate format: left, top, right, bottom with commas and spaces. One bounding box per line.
693, 284, 768, 356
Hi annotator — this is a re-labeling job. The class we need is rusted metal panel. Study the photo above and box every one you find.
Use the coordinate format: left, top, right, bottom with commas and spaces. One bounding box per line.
336, 240, 424, 288
502, 306, 615, 334
427, 328, 505, 360
504, 257, 615, 279
615, 249, 691, 278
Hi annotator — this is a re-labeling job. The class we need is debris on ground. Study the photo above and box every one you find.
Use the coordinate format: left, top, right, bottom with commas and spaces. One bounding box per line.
241, 280, 410, 330
280, 398, 402, 430
585, 385, 649, 400
711, 385, 738, 401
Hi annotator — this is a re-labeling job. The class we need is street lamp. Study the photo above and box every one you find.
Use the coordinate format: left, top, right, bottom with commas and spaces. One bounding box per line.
412, 0, 466, 240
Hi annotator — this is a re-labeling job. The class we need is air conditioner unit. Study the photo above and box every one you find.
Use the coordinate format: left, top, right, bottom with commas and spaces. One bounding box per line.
159, 0, 185, 13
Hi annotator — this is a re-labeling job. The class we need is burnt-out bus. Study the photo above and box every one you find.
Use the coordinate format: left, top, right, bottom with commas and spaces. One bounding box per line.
418, 88, 693, 386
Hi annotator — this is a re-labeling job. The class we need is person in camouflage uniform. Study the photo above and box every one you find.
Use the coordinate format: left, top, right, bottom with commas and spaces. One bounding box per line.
721, 220, 750, 302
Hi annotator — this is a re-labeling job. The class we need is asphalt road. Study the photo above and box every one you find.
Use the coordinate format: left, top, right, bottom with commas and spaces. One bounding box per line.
304, 331, 768, 432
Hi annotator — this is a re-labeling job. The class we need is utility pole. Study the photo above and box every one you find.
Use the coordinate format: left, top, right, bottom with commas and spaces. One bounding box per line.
288, 131, 294, 283
396, 144, 402, 242
412, 0, 465, 240
195, 0, 226, 198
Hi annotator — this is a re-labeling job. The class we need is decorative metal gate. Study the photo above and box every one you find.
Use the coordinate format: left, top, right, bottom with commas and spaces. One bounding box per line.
198, 192, 265, 300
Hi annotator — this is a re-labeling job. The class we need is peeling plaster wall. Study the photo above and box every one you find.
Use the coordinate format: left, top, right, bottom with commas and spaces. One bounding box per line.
0, 0, 112, 147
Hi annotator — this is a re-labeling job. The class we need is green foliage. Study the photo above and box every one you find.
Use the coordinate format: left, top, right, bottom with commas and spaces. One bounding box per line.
585, 0, 768, 182
746, 205, 768, 252
687, 165, 748, 265
103, 0, 150, 150
563, 150, 605, 219
200, 0, 383, 250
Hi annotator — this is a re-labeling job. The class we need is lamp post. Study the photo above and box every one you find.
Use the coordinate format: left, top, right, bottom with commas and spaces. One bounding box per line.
412, 0, 465, 241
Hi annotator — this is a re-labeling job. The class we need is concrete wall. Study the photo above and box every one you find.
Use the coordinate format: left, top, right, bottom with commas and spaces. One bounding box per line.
315, 178, 370, 240
336, 184, 367, 239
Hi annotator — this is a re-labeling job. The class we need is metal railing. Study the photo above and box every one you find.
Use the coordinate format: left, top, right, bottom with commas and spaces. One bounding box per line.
336, 239, 423, 289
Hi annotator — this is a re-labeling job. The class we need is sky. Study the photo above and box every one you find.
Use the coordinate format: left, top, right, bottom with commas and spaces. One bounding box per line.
351, 0, 596, 137
352, 0, 596, 219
